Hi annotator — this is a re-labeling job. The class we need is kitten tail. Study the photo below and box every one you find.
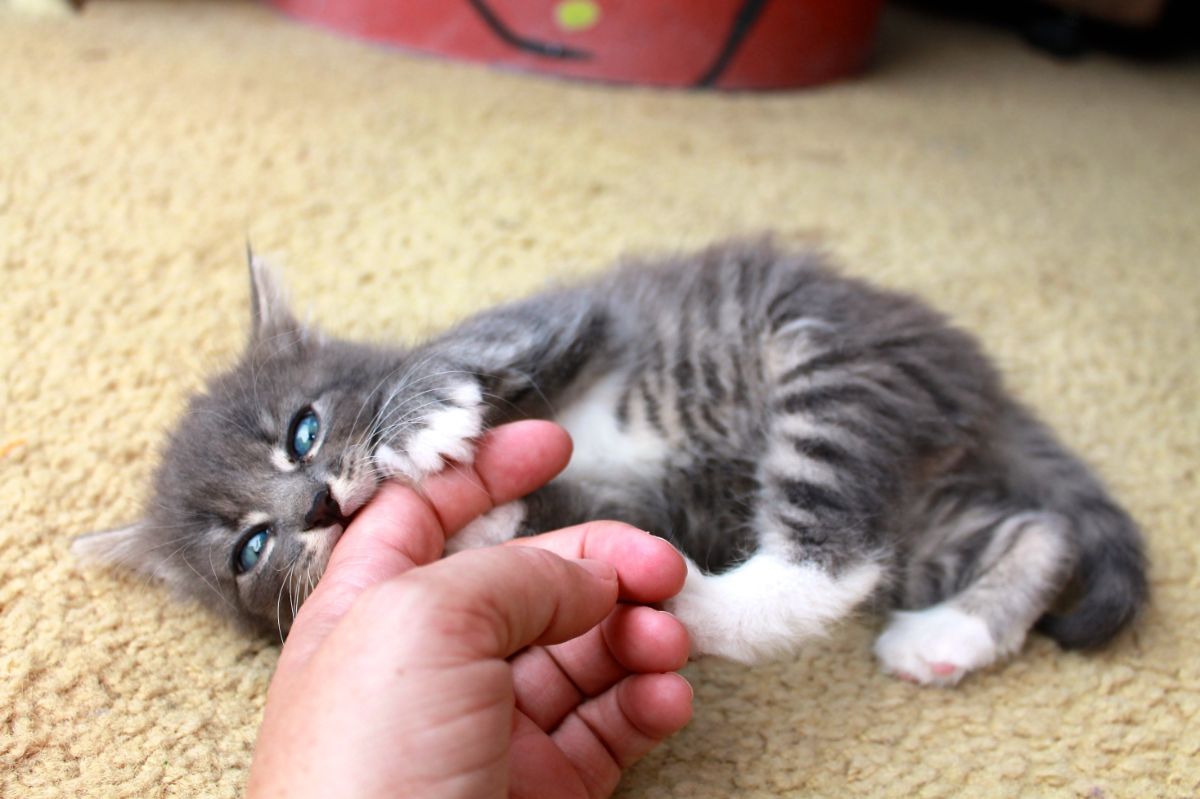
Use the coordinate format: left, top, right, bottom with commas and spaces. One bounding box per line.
1036, 495, 1147, 650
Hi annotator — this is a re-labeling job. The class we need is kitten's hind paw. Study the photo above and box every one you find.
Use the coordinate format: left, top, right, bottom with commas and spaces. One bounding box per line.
375, 382, 485, 482
874, 605, 999, 687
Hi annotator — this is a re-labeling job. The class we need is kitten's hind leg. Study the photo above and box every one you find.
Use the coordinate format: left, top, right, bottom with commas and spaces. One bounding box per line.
663, 320, 920, 664
875, 510, 1076, 686
665, 552, 883, 664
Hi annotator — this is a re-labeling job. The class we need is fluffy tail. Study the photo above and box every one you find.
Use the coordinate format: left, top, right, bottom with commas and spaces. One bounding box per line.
1002, 406, 1148, 650
1035, 493, 1147, 649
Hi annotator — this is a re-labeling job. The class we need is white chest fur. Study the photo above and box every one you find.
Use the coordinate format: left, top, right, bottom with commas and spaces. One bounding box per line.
553, 372, 669, 489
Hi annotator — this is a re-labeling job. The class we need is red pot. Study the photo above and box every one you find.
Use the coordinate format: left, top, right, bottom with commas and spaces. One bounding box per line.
268, 0, 884, 90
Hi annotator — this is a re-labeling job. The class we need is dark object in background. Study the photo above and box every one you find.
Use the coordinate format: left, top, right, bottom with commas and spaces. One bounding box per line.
900, 0, 1199, 58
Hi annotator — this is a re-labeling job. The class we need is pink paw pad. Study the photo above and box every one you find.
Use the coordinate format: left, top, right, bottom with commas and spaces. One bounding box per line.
930, 662, 960, 677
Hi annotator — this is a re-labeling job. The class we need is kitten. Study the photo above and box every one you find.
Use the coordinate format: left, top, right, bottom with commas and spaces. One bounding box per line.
74, 239, 1147, 685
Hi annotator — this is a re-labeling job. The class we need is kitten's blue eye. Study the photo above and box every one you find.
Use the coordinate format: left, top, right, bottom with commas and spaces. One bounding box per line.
289, 409, 320, 459
236, 528, 270, 574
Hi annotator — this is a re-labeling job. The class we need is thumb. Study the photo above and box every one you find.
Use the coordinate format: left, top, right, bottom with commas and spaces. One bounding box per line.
353, 546, 621, 667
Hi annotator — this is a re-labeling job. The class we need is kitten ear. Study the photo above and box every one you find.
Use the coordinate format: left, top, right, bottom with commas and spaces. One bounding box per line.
71, 522, 171, 582
246, 245, 301, 344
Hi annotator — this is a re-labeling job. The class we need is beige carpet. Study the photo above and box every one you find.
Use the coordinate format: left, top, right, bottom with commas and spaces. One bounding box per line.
2, 1, 1198, 796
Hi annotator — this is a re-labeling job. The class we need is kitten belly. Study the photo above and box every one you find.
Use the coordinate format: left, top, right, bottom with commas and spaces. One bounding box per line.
553, 372, 668, 490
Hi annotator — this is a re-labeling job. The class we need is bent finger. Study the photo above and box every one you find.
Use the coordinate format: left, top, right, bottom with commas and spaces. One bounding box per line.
508, 712, 589, 799
419, 419, 573, 536
549, 673, 694, 799
513, 605, 689, 732
382, 546, 621, 665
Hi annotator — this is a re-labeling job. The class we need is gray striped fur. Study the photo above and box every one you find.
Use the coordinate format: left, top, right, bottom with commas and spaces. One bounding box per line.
75, 240, 1146, 680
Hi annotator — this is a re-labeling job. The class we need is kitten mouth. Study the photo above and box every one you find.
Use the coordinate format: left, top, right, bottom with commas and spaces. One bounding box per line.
310, 522, 349, 571
338, 497, 368, 519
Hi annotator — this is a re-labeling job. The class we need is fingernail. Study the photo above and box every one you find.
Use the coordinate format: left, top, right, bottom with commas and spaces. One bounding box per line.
579, 558, 617, 581
675, 673, 694, 700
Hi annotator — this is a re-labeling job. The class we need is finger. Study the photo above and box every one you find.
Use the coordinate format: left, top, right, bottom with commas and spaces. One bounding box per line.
540, 673, 694, 799
555, 674, 694, 797
508, 712, 589, 799
317, 420, 570, 601
507, 522, 687, 604
600, 605, 690, 675
374, 546, 621, 665
420, 419, 572, 535
329, 419, 571, 580
513, 605, 689, 732
281, 420, 571, 672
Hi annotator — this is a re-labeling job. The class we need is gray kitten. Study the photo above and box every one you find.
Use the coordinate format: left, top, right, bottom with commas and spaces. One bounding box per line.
75, 240, 1146, 685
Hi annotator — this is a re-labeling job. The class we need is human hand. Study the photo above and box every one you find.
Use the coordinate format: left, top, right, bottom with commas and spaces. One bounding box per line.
246, 421, 693, 799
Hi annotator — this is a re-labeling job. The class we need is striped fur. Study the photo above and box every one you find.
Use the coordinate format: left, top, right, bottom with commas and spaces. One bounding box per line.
77, 240, 1147, 683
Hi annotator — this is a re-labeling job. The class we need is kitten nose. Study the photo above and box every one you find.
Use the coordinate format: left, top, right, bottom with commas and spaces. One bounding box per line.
304, 486, 347, 530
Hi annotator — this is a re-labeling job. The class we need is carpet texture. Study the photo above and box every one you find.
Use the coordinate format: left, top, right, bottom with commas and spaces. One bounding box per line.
2, 2, 1197, 797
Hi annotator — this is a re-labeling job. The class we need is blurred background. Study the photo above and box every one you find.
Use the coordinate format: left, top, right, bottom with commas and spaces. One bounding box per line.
2, 2, 1197, 798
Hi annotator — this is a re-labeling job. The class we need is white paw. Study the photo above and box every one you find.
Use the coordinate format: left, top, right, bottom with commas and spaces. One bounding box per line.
445, 501, 525, 555
874, 605, 999, 687
375, 382, 484, 482
663, 554, 881, 665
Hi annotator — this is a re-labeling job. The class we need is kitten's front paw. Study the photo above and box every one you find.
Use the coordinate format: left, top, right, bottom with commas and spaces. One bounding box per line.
874, 605, 1000, 687
375, 382, 485, 483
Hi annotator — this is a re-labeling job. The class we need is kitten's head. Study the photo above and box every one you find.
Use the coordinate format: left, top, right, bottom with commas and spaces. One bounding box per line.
74, 256, 400, 636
